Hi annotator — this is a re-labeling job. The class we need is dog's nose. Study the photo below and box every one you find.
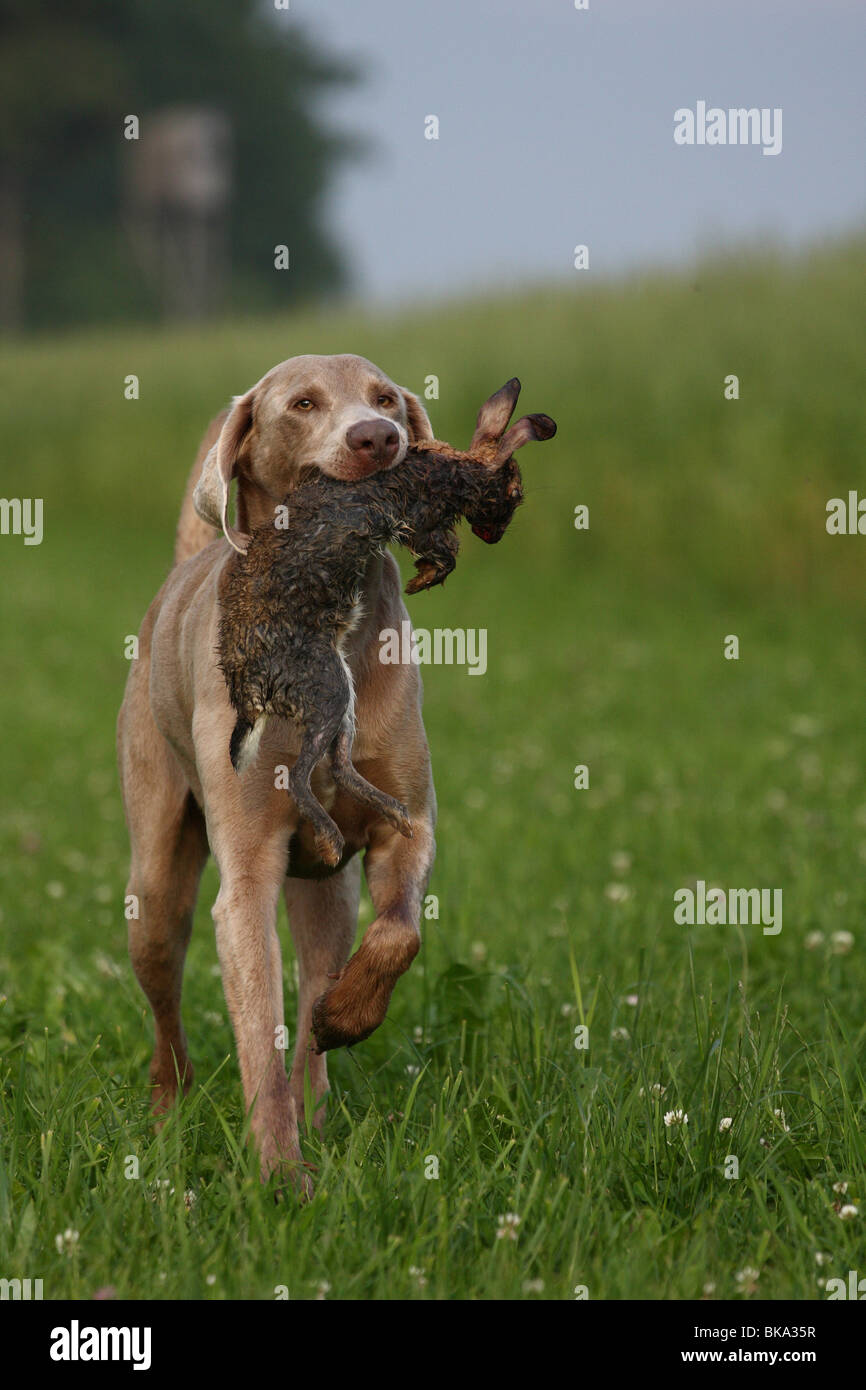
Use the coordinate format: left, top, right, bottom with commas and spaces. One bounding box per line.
345, 418, 400, 467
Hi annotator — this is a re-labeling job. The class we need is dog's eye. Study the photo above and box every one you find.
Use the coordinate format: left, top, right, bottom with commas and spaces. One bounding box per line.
293, 398, 315, 411
377, 394, 395, 408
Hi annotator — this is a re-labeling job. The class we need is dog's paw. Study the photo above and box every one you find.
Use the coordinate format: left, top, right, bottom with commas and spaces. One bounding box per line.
311, 992, 375, 1053
311, 970, 386, 1053
312, 933, 418, 1052
267, 1160, 316, 1204
149, 1054, 193, 1123
258, 1132, 313, 1201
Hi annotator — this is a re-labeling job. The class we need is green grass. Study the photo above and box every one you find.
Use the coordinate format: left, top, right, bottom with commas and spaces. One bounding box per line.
1, 236, 865, 1300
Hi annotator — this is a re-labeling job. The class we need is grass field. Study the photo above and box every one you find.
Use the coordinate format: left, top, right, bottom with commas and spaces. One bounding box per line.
1, 237, 865, 1301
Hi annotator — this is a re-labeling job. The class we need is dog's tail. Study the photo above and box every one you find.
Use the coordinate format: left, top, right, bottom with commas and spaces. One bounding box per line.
230, 713, 268, 775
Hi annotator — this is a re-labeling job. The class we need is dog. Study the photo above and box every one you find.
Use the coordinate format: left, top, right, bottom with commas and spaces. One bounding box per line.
118, 354, 440, 1188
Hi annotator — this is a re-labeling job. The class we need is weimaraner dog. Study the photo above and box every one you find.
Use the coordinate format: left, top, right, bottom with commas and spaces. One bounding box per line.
118, 354, 443, 1190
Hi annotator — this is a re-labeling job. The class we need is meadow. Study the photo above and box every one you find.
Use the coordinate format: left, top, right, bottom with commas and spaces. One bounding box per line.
0, 236, 864, 1300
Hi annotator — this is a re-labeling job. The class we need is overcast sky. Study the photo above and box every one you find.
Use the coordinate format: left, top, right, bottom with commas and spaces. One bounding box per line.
296, 0, 866, 304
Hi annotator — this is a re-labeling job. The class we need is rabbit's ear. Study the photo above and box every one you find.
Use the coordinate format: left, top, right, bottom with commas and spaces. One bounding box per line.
469, 378, 521, 449
493, 413, 557, 464
193, 388, 256, 553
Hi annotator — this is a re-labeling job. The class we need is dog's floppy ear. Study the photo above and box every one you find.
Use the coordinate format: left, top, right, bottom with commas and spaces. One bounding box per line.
193, 388, 255, 553
399, 387, 434, 443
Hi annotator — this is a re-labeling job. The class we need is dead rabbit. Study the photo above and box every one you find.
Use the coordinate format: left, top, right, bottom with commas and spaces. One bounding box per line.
218, 378, 556, 866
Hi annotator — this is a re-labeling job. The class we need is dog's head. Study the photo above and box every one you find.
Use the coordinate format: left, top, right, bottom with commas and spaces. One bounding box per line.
193, 353, 433, 552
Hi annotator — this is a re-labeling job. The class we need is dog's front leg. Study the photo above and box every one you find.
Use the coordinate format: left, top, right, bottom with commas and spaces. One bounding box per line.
284, 859, 361, 1130
210, 837, 306, 1191
312, 815, 435, 1051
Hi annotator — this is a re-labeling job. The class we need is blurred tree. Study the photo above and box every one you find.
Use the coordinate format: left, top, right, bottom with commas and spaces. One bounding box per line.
0, 0, 364, 329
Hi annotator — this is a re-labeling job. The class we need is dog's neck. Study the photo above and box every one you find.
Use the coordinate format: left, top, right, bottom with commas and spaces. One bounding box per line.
236, 476, 278, 535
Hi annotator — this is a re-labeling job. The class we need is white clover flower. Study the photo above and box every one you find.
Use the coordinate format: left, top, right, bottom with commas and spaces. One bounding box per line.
804, 931, 825, 950
838, 1204, 859, 1220
522, 1278, 545, 1294
624, 993, 639, 1007
640, 1083, 667, 1100
611, 1027, 630, 1042
496, 1212, 521, 1241
54, 1228, 80, 1256
664, 1108, 688, 1128
205, 1274, 216, 1286
408, 1266, 427, 1287
814, 1251, 831, 1266
315, 1281, 331, 1300
610, 851, 632, 875
719, 1117, 733, 1132
560, 1002, 574, 1017
773, 1108, 790, 1131
604, 882, 631, 903
702, 1281, 716, 1296
735, 1266, 760, 1288
832, 1180, 848, 1195
831, 931, 854, 954
93, 951, 124, 979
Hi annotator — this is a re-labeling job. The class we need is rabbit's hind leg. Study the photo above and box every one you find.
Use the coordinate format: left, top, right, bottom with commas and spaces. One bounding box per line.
330, 724, 413, 840
289, 716, 347, 868
287, 651, 352, 867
